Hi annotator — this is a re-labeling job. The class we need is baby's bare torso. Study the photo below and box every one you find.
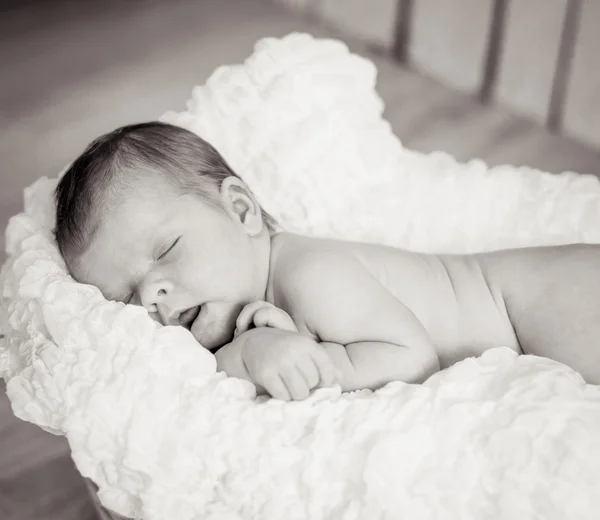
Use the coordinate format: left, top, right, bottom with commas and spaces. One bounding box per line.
271, 233, 600, 380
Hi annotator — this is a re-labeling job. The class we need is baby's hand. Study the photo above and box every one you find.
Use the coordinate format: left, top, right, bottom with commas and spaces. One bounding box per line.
239, 327, 338, 401
234, 300, 297, 337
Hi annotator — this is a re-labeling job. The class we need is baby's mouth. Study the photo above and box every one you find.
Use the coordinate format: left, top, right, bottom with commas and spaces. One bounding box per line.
178, 305, 202, 330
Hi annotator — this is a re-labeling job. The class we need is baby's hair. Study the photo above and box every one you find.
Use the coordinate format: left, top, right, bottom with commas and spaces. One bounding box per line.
54, 121, 277, 270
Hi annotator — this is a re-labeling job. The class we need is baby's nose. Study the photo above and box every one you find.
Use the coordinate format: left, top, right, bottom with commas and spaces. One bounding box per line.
139, 278, 173, 312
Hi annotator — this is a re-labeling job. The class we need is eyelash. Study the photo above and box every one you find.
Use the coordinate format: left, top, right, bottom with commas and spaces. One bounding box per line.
158, 237, 180, 261
123, 237, 181, 304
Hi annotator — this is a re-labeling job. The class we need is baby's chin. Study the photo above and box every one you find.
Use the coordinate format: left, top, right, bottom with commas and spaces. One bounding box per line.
192, 326, 234, 350
190, 302, 238, 350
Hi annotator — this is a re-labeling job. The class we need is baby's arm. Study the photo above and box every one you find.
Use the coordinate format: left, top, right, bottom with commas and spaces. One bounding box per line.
278, 250, 440, 391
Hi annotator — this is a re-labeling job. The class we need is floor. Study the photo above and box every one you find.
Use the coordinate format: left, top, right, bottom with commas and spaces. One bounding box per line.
1, 1, 599, 519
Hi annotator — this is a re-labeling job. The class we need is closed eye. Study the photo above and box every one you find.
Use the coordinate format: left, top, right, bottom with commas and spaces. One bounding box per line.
158, 237, 180, 261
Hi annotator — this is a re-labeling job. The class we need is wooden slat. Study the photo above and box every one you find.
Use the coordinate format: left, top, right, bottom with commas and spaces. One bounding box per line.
392, 0, 413, 63
479, 0, 509, 103
409, 0, 495, 93
547, 0, 582, 131
495, 0, 568, 124
562, 0, 600, 148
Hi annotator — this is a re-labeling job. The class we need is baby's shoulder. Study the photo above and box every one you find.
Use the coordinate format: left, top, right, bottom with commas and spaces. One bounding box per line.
269, 233, 363, 304
271, 232, 348, 279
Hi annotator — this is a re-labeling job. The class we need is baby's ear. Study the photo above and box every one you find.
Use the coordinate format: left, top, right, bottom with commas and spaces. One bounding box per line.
219, 176, 263, 236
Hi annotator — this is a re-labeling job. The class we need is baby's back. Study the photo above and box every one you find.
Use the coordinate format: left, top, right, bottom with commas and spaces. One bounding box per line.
275, 233, 519, 367
274, 234, 600, 382
342, 241, 521, 367
477, 243, 600, 383
355, 238, 600, 380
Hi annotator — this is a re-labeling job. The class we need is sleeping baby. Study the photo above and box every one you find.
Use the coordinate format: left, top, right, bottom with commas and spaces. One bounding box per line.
54, 122, 600, 400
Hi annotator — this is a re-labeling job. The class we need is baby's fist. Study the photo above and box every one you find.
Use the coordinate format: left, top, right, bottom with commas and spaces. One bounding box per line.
234, 300, 297, 337
240, 328, 338, 401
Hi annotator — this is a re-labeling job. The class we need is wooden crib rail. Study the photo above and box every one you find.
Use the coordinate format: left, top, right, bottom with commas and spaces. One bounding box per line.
279, 0, 600, 150
392, 0, 589, 137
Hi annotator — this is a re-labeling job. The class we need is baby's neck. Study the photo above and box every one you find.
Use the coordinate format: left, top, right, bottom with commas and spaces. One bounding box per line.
250, 229, 276, 303
264, 232, 286, 304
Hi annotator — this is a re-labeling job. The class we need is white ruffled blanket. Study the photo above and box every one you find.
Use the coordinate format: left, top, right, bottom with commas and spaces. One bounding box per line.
2, 33, 600, 520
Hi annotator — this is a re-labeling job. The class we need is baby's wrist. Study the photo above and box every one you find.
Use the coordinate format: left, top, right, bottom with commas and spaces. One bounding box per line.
318, 341, 355, 390
215, 338, 252, 382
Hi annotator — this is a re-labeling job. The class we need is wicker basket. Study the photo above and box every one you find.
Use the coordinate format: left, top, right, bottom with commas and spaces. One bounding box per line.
84, 479, 130, 520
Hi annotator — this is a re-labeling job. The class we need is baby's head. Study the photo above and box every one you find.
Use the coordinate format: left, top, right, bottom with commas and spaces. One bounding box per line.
54, 121, 277, 349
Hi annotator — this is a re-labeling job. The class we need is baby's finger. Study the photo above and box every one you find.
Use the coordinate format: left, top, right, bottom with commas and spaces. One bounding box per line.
263, 373, 291, 401
280, 367, 311, 401
296, 359, 320, 390
311, 348, 340, 387
234, 301, 268, 337
253, 307, 298, 332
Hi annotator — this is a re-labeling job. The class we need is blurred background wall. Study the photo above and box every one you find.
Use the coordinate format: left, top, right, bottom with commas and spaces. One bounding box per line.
0, 1, 599, 520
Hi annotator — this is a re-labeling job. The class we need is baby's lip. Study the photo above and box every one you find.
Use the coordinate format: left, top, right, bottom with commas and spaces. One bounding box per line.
177, 305, 202, 329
